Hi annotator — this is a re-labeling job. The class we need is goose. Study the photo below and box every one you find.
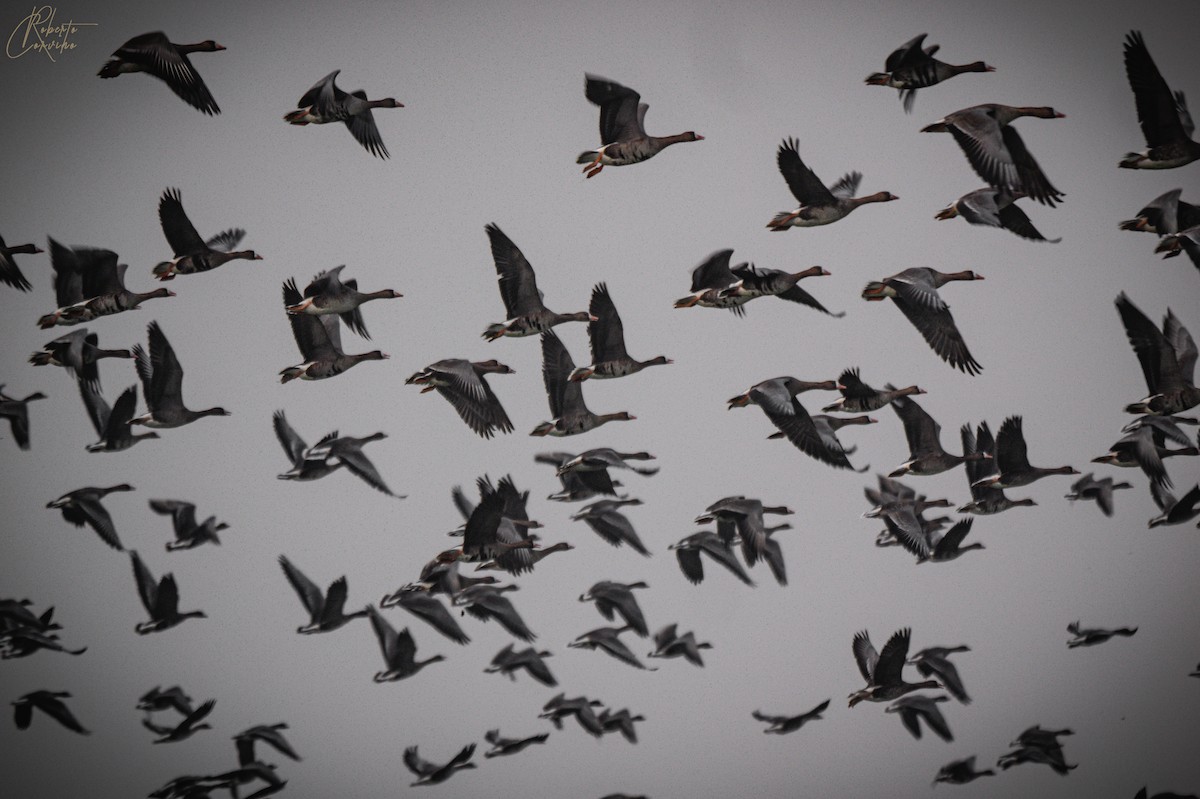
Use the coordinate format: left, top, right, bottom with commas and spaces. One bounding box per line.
484, 643, 557, 686
673, 249, 748, 314
1121, 189, 1200, 234
302, 431, 403, 497
130, 321, 229, 427
579, 581, 649, 637
997, 744, 1077, 775
129, 550, 206, 634
1149, 482, 1200, 527
482, 224, 593, 340
0, 386, 46, 450
47, 484, 133, 551
1, 629, 87, 659
865, 476, 954, 548
402, 743, 475, 786
453, 584, 537, 642
922, 104, 1065, 205
972, 415, 1078, 489
822, 368, 924, 413
1121, 31, 1200, 168
539, 694, 606, 737
848, 628, 941, 707
718, 263, 844, 317
1115, 293, 1198, 415
284, 70, 402, 158
888, 392, 988, 476
406, 359, 514, 438
0, 235, 40, 291
729, 377, 859, 469
568, 626, 654, 670
1011, 724, 1074, 749
143, 699, 215, 743
864, 496, 953, 559
273, 411, 343, 482
569, 283, 671, 380
752, 699, 830, 734
885, 694, 953, 741
277, 555, 368, 634
98, 32, 224, 114
936, 187, 1060, 242
1067, 620, 1138, 648
695, 496, 793, 566
367, 606, 445, 682
405, 560, 500, 597
908, 645, 971, 704
768, 138, 898, 230
1155, 225, 1200, 272
152, 188, 259, 279
208, 762, 286, 797
669, 531, 754, 587
38, 241, 174, 328
378, 588, 470, 645
149, 499, 227, 550
557, 448, 657, 477
804, 414, 876, 470
866, 33, 993, 112
12, 690, 89, 734
599, 708, 646, 742
1091, 423, 1195, 490
137, 686, 194, 716
863, 268, 985, 374
483, 729, 550, 758
532, 330, 634, 436
29, 328, 132, 387
571, 498, 650, 555
234, 723, 301, 767
286, 265, 401, 340
1065, 473, 1133, 517
648, 624, 712, 667
577, 74, 702, 178
934, 756, 995, 785
280, 278, 388, 382
957, 422, 1036, 514
447, 475, 538, 572
538, 450, 625, 501
475, 541, 574, 572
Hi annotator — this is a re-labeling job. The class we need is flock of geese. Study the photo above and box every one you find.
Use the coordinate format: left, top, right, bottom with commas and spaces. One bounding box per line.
2, 17, 1199, 799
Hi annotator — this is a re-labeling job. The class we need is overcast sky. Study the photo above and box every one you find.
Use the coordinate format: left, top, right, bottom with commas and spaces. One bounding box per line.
2, 0, 1199, 796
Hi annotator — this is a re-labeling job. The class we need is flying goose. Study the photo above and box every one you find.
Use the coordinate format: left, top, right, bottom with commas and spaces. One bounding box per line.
1115, 293, 1199, 415
130, 321, 229, 427
47, 484, 133, 551
482, 224, 593, 340
277, 555, 368, 634
406, 359, 514, 438
1121, 31, 1200, 168
29, 328, 132, 388
152, 188, 260, 279
281, 278, 388, 382
0, 235, 41, 291
848, 628, 941, 707
532, 330, 634, 436
286, 265, 401, 339
768, 138, 897, 230
577, 74, 702, 178
570, 283, 672, 381
0, 386, 46, 450
935, 187, 1060, 242
149, 499, 228, 550
752, 699, 830, 734
284, 70, 402, 158
483, 729, 550, 758
366, 606, 445, 682
129, 550, 206, 634
12, 690, 89, 734
402, 743, 475, 786
98, 32, 224, 114
862, 268, 985, 374
865, 33, 993, 112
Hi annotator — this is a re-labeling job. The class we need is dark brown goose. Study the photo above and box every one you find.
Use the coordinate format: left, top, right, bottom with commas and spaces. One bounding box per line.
577, 74, 702, 178
768, 138, 898, 229
284, 70, 402, 158
531, 330, 633, 436
286, 265, 401, 339
570, 283, 671, 380
152, 188, 259, 279
866, 33, 993, 112
98, 32, 224, 115
280, 278, 388, 382
1121, 31, 1200, 169
1116, 293, 1199, 415
482, 224, 593, 340
862, 268, 985, 375
406, 359, 514, 438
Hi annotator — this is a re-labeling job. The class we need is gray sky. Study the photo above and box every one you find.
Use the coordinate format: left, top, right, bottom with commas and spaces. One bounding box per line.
2, 0, 1199, 796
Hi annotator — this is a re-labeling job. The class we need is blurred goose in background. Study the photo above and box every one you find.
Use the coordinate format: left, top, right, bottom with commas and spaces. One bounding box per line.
886, 694, 953, 741
0, 235, 40, 291
302, 431, 402, 497
1011, 724, 1074, 749
273, 411, 342, 482
972, 415, 1078, 489
538, 450, 625, 501
997, 743, 1077, 775
143, 699, 215, 743
131, 321, 229, 427
484, 729, 550, 758
673, 249, 748, 314
1148, 482, 1200, 527
752, 699, 830, 734
568, 626, 654, 670
822, 369, 924, 413
730, 377, 859, 469
47, 484, 133, 551
889, 393, 988, 476
454, 584, 537, 642
277, 555, 368, 634
532, 330, 634, 436
284, 70, 402, 158
539, 694, 605, 737
406, 359, 514, 438
865, 33, 993, 112
717, 263, 844, 317
129, 550, 206, 634
98, 31, 224, 114
482, 224, 593, 340
920, 520, 984, 564
29, 328, 132, 388
1067, 620, 1138, 648
768, 138, 897, 230
37, 242, 174, 329
149, 499, 228, 550
1121, 31, 1199, 168
1134, 788, 1200, 799
571, 498, 649, 555
138, 686, 194, 716
153, 188, 259, 279
648, 624, 712, 666
957, 422, 1035, 514
0, 386, 46, 450
1115, 293, 1198, 415
908, 645, 971, 704
579, 581, 649, 636
599, 708, 645, 743
934, 756, 995, 785
849, 628, 941, 707
234, 723, 301, 767
1065, 473, 1133, 516
863, 268, 985, 374
378, 588, 470, 645
1091, 420, 1196, 490
558, 448, 657, 477
570, 283, 671, 381
450, 475, 538, 573
696, 495, 793, 567
281, 278, 388, 382
922, 104, 1066, 205
1121, 188, 1200, 234
12, 690, 89, 734
935, 187, 1060, 242
367, 606, 445, 682
1155, 225, 1200, 272
577, 74, 702, 178
286, 265, 401, 339
669, 530, 754, 586
403, 743, 475, 786
865, 496, 953, 559
484, 643, 557, 686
